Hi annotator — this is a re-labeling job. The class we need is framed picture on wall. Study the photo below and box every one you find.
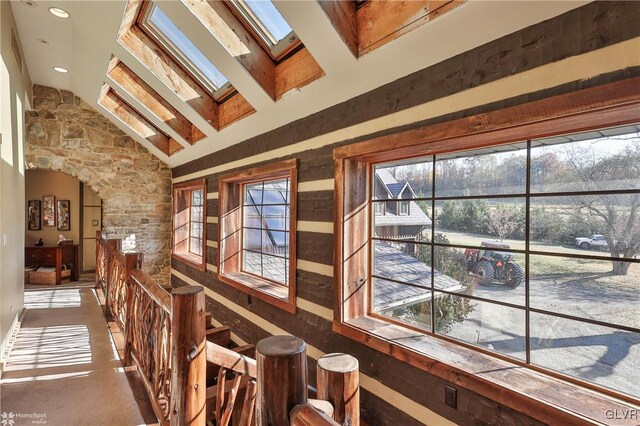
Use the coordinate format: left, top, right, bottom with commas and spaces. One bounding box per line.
42, 195, 56, 227
28, 200, 41, 230
57, 200, 70, 231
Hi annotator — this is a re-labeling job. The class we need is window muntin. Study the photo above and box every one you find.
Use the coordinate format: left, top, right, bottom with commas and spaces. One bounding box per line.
242, 178, 291, 286
173, 180, 206, 269
370, 124, 640, 399
228, 0, 298, 59
189, 190, 204, 256
141, 3, 233, 99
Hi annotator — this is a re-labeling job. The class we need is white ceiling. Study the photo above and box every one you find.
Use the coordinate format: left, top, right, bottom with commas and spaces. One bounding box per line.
11, 0, 590, 167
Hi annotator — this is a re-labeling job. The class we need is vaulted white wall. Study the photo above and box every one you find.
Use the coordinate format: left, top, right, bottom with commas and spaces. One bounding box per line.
0, 0, 32, 369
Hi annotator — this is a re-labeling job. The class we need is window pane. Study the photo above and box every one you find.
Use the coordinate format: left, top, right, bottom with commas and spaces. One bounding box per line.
263, 204, 287, 231
433, 246, 525, 306
191, 205, 203, 223
434, 142, 527, 197
189, 238, 202, 256
373, 240, 431, 287
530, 125, 640, 193
262, 230, 288, 256
192, 189, 203, 206
374, 159, 433, 200
435, 198, 526, 251
243, 250, 262, 276
244, 205, 262, 228
530, 313, 640, 399
243, 228, 262, 251
373, 201, 431, 240
233, 0, 292, 45
373, 276, 433, 330
147, 4, 229, 91
530, 255, 639, 329
262, 179, 289, 204
246, 182, 263, 205
530, 194, 638, 259
261, 254, 287, 285
434, 292, 526, 360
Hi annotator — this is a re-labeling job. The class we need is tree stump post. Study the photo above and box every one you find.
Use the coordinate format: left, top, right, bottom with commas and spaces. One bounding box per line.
256, 335, 308, 425
122, 252, 141, 366
317, 353, 359, 426
170, 286, 206, 426
104, 238, 120, 320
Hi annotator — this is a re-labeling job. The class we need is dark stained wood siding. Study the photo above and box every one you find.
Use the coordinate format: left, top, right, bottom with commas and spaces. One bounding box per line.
171, 2, 640, 424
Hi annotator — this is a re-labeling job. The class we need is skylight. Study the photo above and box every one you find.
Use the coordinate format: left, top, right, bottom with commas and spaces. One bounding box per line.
229, 0, 297, 58
143, 3, 232, 98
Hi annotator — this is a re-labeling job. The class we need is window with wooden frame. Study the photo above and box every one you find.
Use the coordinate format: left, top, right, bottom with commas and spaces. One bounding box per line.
116, 0, 255, 131
178, 0, 324, 101
138, 2, 235, 101
333, 79, 640, 417
218, 159, 297, 313
227, 0, 300, 61
173, 179, 206, 270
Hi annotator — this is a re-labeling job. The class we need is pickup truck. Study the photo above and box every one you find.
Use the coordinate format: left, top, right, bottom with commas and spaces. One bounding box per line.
575, 235, 608, 250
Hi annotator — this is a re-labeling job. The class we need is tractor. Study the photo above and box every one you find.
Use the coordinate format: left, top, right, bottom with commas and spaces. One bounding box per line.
464, 241, 524, 288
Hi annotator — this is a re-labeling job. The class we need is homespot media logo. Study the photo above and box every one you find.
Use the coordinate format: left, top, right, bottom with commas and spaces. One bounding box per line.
1, 412, 47, 425
605, 408, 638, 420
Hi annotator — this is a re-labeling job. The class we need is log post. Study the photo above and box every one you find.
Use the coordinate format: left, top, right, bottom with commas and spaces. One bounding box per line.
95, 230, 102, 289
256, 335, 308, 425
122, 252, 141, 366
290, 403, 340, 426
317, 353, 359, 426
170, 286, 206, 426
104, 238, 120, 320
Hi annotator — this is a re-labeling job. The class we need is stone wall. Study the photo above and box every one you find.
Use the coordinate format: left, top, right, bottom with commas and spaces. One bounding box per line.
24, 84, 172, 285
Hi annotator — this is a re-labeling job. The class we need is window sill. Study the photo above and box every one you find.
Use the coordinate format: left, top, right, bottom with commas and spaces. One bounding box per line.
334, 316, 638, 425
218, 271, 296, 314
172, 252, 205, 272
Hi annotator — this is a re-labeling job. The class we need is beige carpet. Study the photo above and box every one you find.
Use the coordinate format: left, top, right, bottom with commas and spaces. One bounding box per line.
0, 287, 148, 425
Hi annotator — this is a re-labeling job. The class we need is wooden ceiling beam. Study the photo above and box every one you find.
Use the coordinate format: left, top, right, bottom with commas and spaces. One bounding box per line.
98, 84, 183, 156
119, 26, 220, 129
317, 0, 464, 58
317, 0, 358, 58
358, 1, 464, 56
117, 0, 220, 129
107, 57, 206, 145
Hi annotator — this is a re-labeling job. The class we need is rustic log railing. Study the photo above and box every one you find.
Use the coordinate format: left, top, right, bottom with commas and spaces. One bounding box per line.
96, 232, 360, 425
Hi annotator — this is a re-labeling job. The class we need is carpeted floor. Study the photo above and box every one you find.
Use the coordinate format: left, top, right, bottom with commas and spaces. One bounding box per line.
0, 285, 149, 425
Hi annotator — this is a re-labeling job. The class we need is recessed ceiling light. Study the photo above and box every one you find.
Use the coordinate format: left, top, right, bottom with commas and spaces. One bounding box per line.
53, 66, 68, 73
49, 7, 69, 18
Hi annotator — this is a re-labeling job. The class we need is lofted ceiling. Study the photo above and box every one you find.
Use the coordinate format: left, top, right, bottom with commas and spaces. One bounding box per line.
11, 0, 590, 168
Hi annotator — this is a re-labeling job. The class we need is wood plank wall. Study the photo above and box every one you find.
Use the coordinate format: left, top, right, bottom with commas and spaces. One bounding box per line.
171, 3, 640, 424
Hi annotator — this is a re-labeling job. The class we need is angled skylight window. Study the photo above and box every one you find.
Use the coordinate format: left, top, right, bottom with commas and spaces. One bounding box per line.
229, 0, 298, 59
141, 3, 233, 99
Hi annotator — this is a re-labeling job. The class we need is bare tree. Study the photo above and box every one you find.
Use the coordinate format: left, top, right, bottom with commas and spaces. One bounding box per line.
562, 134, 640, 275
486, 206, 518, 241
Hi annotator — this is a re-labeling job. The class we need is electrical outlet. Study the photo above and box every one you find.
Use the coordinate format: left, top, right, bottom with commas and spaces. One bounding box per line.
445, 385, 457, 409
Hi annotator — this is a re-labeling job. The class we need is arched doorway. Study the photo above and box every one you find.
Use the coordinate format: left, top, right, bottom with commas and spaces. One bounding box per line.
25, 169, 103, 282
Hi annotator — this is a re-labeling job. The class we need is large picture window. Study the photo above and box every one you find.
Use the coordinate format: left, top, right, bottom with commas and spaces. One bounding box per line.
218, 160, 297, 313
333, 85, 640, 409
173, 179, 206, 270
